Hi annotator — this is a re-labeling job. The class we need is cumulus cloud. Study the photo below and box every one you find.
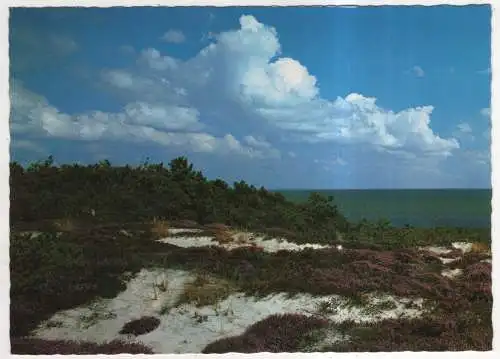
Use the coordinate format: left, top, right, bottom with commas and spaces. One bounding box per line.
457, 122, 472, 133
12, 14, 473, 187
453, 122, 475, 143
463, 150, 490, 166
9, 80, 280, 160
98, 15, 458, 161
138, 48, 179, 71
411, 65, 425, 77
161, 29, 186, 43
480, 107, 491, 117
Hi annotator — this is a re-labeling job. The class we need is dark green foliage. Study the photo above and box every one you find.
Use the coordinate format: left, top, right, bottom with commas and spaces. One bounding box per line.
11, 338, 154, 354
10, 157, 349, 243
322, 310, 492, 351
119, 316, 161, 336
202, 313, 329, 353
9, 228, 160, 337
10, 156, 490, 248
344, 218, 490, 250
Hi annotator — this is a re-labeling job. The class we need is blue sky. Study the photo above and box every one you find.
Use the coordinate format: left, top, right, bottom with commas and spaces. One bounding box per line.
9, 6, 491, 189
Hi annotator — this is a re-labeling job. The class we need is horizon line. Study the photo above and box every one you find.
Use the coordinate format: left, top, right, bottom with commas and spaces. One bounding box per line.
269, 187, 492, 191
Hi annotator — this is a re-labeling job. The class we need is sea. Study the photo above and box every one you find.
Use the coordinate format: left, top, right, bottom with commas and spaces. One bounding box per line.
275, 189, 491, 229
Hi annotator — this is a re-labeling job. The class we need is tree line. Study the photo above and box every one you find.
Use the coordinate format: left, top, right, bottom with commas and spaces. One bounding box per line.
10, 156, 350, 243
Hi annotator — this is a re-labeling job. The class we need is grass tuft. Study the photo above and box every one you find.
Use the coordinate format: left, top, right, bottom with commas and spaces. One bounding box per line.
150, 218, 170, 238
470, 242, 490, 254
213, 229, 234, 245
176, 272, 236, 307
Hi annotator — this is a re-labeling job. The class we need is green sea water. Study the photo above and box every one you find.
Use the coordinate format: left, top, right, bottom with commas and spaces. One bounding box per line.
275, 189, 491, 228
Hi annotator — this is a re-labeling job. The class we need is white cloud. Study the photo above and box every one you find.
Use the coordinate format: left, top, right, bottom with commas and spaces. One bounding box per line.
483, 130, 490, 140
198, 16, 456, 157
411, 65, 425, 77
201, 32, 217, 43
463, 150, 490, 166
99, 15, 457, 160
9, 80, 279, 160
161, 30, 186, 44
12, 15, 466, 179
453, 122, 475, 143
102, 70, 140, 89
480, 107, 491, 117
123, 102, 203, 131
138, 48, 179, 71
457, 122, 472, 133
476, 67, 491, 75
241, 57, 319, 106
242, 136, 281, 159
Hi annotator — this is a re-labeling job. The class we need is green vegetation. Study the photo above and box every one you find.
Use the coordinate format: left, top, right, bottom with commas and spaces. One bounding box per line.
9, 156, 492, 353
10, 156, 349, 241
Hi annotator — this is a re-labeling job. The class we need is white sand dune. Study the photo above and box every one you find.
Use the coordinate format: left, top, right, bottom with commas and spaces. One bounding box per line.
420, 246, 453, 255
441, 268, 463, 279
33, 269, 425, 354
158, 229, 332, 253
439, 257, 461, 264
167, 228, 202, 235
418, 242, 479, 264
451, 242, 473, 253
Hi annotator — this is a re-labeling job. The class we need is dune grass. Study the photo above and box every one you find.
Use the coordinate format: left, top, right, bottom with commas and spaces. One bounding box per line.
175, 272, 237, 308
150, 218, 170, 239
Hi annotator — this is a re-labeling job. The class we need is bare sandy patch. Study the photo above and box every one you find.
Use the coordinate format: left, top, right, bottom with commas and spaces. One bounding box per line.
451, 242, 473, 253
441, 268, 463, 279
157, 230, 332, 253
33, 269, 426, 354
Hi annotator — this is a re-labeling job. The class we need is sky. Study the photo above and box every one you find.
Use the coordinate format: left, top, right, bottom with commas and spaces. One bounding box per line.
9, 5, 491, 189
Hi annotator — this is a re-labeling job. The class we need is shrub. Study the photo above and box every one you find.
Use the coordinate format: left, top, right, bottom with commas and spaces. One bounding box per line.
170, 219, 200, 229
202, 334, 265, 353
205, 223, 231, 231
213, 229, 234, 245
150, 218, 170, 239
10, 229, 145, 337
176, 273, 235, 307
119, 316, 161, 336
11, 338, 154, 354
202, 313, 329, 353
470, 242, 490, 254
